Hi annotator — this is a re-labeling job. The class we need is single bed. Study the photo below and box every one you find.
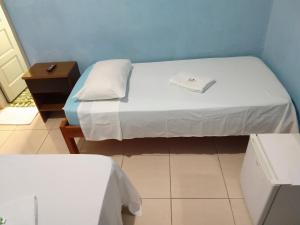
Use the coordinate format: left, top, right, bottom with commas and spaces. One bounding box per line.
0, 155, 141, 225
61, 56, 298, 153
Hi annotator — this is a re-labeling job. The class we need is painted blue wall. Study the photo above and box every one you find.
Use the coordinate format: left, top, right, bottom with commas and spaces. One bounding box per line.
262, 0, 300, 118
4, 0, 272, 71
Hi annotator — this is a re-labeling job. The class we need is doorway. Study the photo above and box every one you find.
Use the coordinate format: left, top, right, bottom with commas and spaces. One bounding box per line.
0, 1, 29, 106
0, 1, 38, 125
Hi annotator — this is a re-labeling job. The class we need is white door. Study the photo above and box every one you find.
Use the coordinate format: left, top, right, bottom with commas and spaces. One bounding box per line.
0, 3, 27, 102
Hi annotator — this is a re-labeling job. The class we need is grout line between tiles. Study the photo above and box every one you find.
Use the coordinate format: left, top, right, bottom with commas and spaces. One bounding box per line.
229, 199, 237, 225
216, 141, 237, 225
0, 126, 16, 131
36, 130, 50, 154
216, 150, 230, 198
141, 198, 171, 199
226, 197, 238, 225
168, 151, 173, 225
0, 130, 14, 151
15, 127, 50, 131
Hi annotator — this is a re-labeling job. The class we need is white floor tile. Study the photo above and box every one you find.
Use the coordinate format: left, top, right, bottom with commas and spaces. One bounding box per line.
123, 199, 171, 225
0, 130, 12, 147
230, 199, 253, 225
172, 199, 235, 225
38, 129, 70, 154
122, 155, 170, 198
0, 130, 48, 154
15, 114, 64, 130
219, 153, 245, 198
170, 154, 227, 198
0, 125, 16, 131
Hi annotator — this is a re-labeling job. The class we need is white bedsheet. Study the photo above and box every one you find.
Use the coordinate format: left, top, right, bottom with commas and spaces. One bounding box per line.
0, 155, 141, 225
78, 56, 298, 140
78, 100, 122, 141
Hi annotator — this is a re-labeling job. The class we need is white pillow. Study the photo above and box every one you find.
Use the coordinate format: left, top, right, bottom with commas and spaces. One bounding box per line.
75, 59, 132, 101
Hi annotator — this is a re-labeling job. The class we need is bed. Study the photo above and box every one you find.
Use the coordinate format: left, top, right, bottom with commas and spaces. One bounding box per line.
61, 56, 298, 154
0, 155, 141, 225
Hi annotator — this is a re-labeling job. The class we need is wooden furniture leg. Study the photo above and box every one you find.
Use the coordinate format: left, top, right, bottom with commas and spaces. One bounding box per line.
60, 118, 84, 154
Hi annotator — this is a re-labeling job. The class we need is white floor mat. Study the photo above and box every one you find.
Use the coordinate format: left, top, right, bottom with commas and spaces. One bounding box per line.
0, 107, 38, 125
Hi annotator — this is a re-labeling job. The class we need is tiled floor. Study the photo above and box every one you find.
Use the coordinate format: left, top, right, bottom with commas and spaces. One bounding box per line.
0, 114, 253, 225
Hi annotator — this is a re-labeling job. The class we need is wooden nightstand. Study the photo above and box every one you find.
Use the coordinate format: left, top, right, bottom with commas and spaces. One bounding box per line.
22, 61, 80, 121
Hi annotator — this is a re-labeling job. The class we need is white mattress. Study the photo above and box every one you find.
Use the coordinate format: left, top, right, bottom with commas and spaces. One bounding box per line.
0, 155, 141, 225
78, 56, 299, 140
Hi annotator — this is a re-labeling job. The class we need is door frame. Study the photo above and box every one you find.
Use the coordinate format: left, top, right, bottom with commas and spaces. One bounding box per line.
0, 0, 29, 108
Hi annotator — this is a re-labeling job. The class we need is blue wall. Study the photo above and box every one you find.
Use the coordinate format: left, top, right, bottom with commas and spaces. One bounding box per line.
262, 0, 300, 117
4, 0, 272, 71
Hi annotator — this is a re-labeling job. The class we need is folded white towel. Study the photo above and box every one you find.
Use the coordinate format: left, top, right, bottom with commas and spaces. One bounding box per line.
170, 72, 216, 93
0, 195, 38, 225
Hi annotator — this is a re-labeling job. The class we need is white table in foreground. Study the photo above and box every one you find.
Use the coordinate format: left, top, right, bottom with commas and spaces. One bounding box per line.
0, 155, 141, 225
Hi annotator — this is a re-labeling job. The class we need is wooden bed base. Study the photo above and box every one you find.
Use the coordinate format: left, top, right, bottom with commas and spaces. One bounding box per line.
60, 117, 249, 154
60, 118, 83, 154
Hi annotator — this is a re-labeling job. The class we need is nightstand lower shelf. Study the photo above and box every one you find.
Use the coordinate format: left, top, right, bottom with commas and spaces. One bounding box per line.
39, 103, 65, 112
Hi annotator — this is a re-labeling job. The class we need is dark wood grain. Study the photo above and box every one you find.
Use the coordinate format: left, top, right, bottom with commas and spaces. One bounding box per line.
23, 61, 80, 122
60, 118, 83, 154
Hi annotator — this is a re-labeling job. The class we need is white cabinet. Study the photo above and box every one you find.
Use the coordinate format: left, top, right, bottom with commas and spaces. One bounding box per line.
241, 134, 300, 225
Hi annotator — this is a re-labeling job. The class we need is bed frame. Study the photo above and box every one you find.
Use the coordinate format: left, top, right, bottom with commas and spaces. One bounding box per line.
60, 118, 83, 154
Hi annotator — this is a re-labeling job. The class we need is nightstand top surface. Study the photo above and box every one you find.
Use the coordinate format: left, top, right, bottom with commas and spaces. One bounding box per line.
23, 61, 77, 80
